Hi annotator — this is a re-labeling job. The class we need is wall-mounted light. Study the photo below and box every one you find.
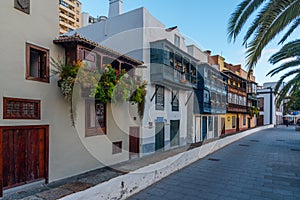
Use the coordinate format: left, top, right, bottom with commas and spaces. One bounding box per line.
227, 117, 230, 122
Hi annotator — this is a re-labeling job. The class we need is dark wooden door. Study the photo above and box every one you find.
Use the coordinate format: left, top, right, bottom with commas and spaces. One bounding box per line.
155, 122, 165, 151
170, 120, 180, 147
202, 116, 207, 141
257, 115, 264, 126
236, 115, 240, 132
248, 118, 251, 129
221, 118, 225, 135
0, 126, 48, 196
129, 127, 140, 159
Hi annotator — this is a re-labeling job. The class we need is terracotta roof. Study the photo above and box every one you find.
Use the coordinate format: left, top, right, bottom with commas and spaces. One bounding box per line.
53, 33, 144, 66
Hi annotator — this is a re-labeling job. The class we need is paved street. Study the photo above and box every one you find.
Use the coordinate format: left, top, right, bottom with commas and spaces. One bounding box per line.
128, 126, 300, 200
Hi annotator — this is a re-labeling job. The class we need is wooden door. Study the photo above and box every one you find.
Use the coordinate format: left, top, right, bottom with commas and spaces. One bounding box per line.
248, 118, 251, 129
155, 122, 165, 151
170, 120, 180, 147
129, 127, 140, 159
221, 118, 225, 135
236, 115, 240, 132
0, 126, 49, 196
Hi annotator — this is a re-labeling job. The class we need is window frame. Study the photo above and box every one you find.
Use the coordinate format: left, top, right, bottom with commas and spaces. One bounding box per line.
3, 97, 41, 120
26, 43, 50, 83
85, 99, 107, 137
232, 116, 236, 128
174, 35, 180, 47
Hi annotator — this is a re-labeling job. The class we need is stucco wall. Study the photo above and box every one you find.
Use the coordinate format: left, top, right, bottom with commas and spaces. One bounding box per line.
0, 0, 112, 182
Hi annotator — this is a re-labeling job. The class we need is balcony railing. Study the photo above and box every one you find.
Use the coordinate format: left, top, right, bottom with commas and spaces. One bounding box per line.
227, 103, 248, 113
150, 63, 197, 90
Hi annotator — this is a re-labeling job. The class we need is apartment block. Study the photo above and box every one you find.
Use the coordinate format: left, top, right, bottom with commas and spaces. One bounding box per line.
59, 0, 82, 34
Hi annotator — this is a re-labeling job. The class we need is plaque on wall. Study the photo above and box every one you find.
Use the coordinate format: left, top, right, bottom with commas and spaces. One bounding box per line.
14, 0, 30, 14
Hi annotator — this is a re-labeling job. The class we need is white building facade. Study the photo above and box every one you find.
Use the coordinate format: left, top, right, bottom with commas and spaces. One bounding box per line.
257, 82, 284, 126
0, 0, 143, 196
66, 0, 226, 155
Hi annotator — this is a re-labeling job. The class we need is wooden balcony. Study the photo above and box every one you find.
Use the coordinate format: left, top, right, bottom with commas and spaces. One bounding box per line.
150, 63, 197, 90
227, 103, 248, 113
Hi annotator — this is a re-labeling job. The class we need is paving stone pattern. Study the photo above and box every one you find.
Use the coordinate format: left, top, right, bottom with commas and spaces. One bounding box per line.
129, 126, 300, 200
3, 145, 189, 200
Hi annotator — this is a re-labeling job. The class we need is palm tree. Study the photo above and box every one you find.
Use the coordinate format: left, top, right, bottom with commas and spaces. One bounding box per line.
228, 0, 300, 106
228, 0, 300, 70
267, 39, 300, 106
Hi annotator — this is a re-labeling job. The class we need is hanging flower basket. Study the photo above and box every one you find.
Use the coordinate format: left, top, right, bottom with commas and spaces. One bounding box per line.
51, 58, 147, 125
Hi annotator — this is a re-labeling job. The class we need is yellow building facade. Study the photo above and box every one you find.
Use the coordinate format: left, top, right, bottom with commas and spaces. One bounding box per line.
209, 54, 258, 135
59, 0, 82, 34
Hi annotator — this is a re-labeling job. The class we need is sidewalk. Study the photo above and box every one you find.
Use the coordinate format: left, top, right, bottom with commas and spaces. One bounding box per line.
3, 125, 272, 200
3, 146, 189, 200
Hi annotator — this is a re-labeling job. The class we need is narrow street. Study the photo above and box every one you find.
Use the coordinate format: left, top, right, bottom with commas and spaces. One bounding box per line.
129, 126, 300, 200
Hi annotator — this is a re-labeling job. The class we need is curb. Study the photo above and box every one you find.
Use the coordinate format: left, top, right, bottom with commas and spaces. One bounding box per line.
60, 125, 273, 200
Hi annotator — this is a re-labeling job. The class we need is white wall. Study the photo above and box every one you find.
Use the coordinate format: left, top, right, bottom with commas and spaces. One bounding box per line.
64, 6, 211, 154
258, 87, 283, 125
0, 0, 109, 182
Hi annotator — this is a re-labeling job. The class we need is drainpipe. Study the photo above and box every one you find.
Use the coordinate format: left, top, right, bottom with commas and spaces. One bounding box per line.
269, 87, 273, 124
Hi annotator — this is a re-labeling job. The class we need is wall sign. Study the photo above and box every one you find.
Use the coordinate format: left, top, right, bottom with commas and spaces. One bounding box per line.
14, 0, 30, 14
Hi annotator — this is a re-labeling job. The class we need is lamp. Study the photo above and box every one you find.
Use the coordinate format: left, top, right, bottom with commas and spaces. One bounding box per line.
227, 116, 230, 122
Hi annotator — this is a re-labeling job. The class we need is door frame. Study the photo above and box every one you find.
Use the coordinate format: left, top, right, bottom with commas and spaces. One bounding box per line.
129, 126, 140, 159
155, 122, 165, 151
170, 120, 180, 147
0, 125, 49, 197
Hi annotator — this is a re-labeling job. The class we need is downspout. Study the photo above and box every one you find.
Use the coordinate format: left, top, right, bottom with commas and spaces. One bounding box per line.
270, 88, 273, 124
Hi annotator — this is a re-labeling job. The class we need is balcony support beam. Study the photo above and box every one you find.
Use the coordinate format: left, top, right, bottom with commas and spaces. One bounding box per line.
185, 91, 193, 106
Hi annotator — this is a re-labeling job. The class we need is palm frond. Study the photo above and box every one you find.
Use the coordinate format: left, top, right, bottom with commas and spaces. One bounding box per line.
278, 17, 300, 44
228, 0, 265, 42
267, 59, 300, 76
274, 69, 300, 94
245, 0, 300, 70
269, 39, 300, 64
275, 75, 300, 107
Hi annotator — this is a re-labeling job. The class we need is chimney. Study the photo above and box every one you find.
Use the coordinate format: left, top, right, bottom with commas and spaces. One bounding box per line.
109, 0, 123, 18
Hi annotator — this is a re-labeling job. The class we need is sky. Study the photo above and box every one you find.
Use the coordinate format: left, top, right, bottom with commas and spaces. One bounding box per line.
79, 0, 298, 85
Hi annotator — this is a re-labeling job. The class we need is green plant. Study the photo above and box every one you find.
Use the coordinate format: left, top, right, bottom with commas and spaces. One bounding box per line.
52, 59, 147, 125
249, 106, 260, 118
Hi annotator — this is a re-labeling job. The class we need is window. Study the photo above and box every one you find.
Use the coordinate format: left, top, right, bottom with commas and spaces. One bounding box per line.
243, 115, 246, 126
112, 141, 122, 154
175, 53, 183, 72
259, 97, 264, 111
232, 116, 236, 128
204, 90, 210, 103
168, 50, 174, 67
174, 35, 180, 47
86, 100, 106, 137
171, 90, 179, 111
155, 85, 164, 110
228, 93, 232, 103
26, 43, 49, 82
3, 97, 40, 119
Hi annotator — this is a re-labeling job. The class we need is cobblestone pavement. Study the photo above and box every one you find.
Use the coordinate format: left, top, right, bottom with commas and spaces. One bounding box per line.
129, 126, 300, 200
